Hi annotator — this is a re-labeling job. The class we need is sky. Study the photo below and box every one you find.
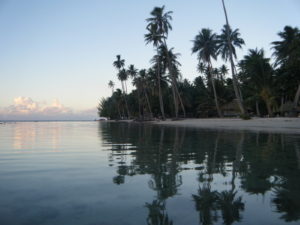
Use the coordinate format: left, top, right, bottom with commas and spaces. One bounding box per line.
0, 0, 299, 120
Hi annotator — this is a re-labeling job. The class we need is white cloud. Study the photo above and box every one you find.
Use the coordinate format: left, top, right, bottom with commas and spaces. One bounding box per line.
0, 97, 97, 120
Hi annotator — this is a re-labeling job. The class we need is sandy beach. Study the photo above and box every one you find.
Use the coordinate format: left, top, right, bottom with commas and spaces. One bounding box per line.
149, 117, 300, 134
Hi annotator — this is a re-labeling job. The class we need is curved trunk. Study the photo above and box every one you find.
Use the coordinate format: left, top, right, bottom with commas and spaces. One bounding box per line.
209, 61, 223, 117
156, 52, 165, 120
221, 0, 246, 115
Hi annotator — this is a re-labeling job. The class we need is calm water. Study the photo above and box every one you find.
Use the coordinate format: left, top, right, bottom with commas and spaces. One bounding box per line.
0, 122, 300, 225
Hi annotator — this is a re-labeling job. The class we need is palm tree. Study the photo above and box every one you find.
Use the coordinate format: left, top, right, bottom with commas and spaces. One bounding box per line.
192, 28, 223, 117
219, 0, 246, 115
128, 64, 142, 119
113, 55, 130, 118
166, 47, 186, 117
272, 26, 300, 109
145, 23, 166, 119
240, 49, 274, 116
139, 69, 153, 117
146, 6, 185, 118
108, 80, 115, 95
219, 64, 229, 82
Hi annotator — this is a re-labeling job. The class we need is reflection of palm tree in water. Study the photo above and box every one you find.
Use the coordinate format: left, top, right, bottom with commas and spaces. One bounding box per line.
193, 132, 244, 225
148, 127, 183, 199
231, 132, 245, 191
193, 184, 219, 225
271, 138, 300, 222
146, 127, 186, 225
145, 200, 173, 225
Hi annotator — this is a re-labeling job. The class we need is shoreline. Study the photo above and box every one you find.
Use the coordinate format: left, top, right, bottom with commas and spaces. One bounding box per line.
147, 117, 300, 134
105, 117, 300, 134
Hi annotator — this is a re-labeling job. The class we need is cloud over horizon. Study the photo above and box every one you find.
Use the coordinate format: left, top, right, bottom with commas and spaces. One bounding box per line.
0, 97, 97, 120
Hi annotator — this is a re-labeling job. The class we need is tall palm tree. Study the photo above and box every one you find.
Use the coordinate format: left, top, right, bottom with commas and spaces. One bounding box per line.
192, 28, 223, 117
272, 26, 300, 108
113, 55, 130, 118
166, 47, 186, 117
146, 6, 185, 118
145, 23, 166, 119
220, 0, 246, 115
108, 80, 115, 95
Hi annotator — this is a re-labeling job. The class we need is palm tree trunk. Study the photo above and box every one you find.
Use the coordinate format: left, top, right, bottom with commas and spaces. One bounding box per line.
256, 100, 261, 117
171, 81, 179, 118
280, 96, 284, 115
156, 54, 165, 120
293, 83, 300, 108
143, 85, 153, 118
221, 0, 246, 115
174, 82, 186, 118
137, 87, 142, 119
163, 40, 179, 118
125, 80, 128, 94
117, 103, 121, 119
209, 62, 223, 117
120, 78, 130, 118
265, 99, 273, 117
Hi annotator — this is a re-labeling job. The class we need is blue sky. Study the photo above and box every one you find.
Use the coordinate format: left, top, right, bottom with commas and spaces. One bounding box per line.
0, 0, 299, 120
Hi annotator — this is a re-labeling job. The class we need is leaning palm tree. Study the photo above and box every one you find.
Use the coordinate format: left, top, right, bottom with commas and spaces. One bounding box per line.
113, 55, 130, 118
108, 80, 115, 95
145, 23, 166, 119
192, 28, 223, 117
219, 0, 246, 115
146, 6, 185, 118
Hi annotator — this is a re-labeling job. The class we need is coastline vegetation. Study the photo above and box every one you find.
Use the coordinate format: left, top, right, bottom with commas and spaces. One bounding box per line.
98, 2, 300, 120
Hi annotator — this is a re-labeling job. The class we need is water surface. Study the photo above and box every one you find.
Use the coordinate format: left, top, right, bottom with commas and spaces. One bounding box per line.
0, 122, 299, 225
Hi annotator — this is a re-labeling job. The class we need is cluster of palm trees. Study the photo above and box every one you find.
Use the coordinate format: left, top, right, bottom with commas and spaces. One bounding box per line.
98, 1, 300, 120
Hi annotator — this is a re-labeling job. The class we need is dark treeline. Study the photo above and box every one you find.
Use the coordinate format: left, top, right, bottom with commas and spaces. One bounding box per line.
99, 122, 300, 224
98, 2, 300, 120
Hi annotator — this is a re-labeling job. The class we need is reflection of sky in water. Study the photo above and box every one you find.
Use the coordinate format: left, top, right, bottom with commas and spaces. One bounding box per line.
0, 122, 299, 225
12, 123, 62, 151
